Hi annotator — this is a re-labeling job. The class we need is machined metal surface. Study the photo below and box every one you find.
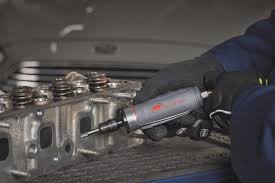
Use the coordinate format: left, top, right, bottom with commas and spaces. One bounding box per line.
0, 72, 143, 183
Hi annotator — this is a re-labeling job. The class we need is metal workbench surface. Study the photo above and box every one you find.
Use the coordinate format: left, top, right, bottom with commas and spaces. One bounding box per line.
26, 133, 232, 183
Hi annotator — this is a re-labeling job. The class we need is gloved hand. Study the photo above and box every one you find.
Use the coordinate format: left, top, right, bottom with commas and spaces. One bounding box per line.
134, 54, 224, 141
204, 71, 262, 133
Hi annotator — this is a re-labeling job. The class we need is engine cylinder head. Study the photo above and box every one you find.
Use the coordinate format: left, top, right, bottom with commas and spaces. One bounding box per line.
52, 77, 72, 101
88, 72, 108, 92
10, 86, 33, 108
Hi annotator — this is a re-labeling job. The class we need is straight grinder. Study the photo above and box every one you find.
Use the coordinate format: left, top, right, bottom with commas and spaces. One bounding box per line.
81, 86, 211, 138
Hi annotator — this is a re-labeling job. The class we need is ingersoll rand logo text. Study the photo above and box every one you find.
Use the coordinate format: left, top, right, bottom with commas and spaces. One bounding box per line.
151, 99, 184, 112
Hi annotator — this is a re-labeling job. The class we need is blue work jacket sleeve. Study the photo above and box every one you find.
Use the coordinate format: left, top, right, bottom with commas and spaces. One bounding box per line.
206, 10, 275, 183
207, 10, 275, 77
230, 86, 275, 183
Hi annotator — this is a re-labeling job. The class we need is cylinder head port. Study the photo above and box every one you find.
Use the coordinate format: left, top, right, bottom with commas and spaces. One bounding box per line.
80, 116, 92, 134
65, 144, 71, 154
40, 126, 53, 149
0, 138, 9, 161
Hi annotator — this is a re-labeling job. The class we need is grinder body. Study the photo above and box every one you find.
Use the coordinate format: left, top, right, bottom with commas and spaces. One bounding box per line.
82, 86, 208, 138
123, 86, 205, 133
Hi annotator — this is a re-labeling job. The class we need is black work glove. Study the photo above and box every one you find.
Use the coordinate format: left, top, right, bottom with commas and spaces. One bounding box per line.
204, 71, 262, 133
134, 54, 224, 141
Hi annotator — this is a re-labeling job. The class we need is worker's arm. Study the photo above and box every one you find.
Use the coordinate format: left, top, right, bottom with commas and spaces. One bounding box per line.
230, 85, 275, 183
204, 10, 275, 182
208, 10, 275, 76
204, 71, 275, 183
206, 11, 275, 181
135, 10, 274, 141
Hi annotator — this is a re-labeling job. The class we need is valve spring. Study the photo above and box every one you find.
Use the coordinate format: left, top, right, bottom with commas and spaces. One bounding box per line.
51, 77, 73, 101
33, 86, 50, 105
71, 79, 87, 95
87, 72, 109, 92
10, 86, 33, 108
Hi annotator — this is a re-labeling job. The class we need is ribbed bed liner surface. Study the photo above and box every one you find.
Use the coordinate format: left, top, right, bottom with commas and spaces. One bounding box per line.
26, 135, 231, 183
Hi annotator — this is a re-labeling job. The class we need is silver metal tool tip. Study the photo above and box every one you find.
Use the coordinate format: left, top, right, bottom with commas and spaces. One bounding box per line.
81, 128, 100, 138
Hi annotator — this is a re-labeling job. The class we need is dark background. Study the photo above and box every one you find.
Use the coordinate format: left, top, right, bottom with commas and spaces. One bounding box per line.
0, 0, 273, 65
